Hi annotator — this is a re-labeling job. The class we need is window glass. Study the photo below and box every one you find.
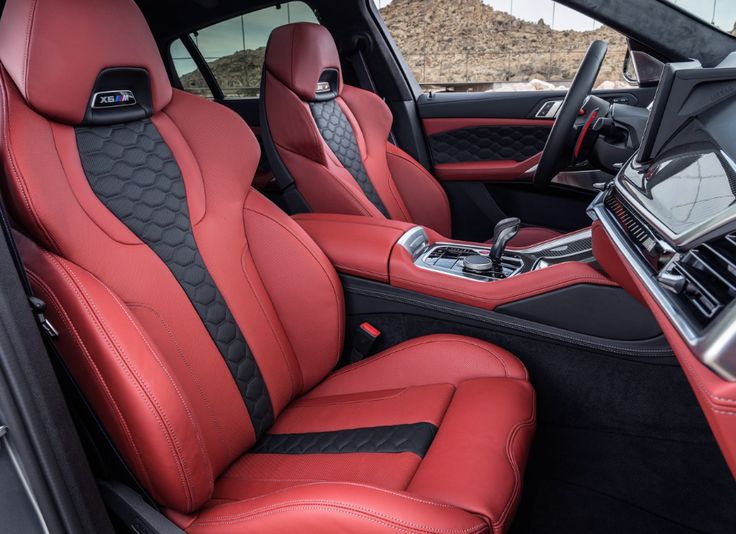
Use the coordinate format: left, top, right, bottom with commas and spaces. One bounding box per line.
660, 0, 736, 36
171, 38, 213, 98
172, 2, 318, 99
374, 0, 630, 93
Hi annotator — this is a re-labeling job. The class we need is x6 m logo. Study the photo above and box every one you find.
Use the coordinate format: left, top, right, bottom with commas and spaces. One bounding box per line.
92, 90, 136, 109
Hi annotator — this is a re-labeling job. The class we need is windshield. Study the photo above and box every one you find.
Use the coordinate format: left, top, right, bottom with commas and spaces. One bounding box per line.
662, 1, 736, 36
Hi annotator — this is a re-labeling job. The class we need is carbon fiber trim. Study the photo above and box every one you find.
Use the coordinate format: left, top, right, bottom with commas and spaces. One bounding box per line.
251, 423, 438, 457
76, 120, 274, 438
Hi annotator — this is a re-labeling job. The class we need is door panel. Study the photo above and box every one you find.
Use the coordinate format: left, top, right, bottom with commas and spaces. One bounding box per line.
417, 87, 656, 240
424, 118, 553, 182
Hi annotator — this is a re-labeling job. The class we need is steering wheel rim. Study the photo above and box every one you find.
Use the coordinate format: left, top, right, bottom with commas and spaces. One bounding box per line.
534, 40, 608, 187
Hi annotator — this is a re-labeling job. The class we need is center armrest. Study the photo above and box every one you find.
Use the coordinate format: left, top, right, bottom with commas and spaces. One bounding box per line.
292, 214, 415, 283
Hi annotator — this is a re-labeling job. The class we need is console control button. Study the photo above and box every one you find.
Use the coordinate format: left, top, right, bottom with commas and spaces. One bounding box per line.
463, 254, 494, 273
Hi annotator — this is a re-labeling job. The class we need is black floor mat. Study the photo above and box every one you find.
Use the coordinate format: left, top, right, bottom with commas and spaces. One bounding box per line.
511, 425, 736, 534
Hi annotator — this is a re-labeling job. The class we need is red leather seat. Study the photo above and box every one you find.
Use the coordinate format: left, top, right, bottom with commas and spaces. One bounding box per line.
0, 0, 534, 532
261, 22, 561, 247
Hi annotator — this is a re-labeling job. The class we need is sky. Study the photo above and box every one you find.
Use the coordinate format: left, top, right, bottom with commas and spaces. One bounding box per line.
372, 0, 736, 33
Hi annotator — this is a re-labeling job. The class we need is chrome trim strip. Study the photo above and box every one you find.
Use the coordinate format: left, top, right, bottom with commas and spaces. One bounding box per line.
591, 192, 736, 380
396, 226, 430, 260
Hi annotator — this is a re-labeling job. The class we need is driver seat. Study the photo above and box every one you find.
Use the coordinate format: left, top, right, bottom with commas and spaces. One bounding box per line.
261, 22, 561, 246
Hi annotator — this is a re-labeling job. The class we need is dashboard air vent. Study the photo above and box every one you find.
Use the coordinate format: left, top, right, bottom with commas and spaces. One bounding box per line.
605, 192, 663, 267
665, 234, 736, 327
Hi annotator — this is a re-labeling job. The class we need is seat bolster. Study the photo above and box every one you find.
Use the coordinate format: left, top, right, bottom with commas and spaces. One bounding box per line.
19, 236, 215, 513
309, 334, 528, 398
183, 482, 488, 534
408, 378, 535, 533
385, 142, 453, 238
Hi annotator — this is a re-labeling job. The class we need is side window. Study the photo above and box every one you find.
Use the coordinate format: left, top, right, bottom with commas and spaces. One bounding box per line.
171, 39, 213, 98
171, 1, 319, 99
374, 0, 630, 93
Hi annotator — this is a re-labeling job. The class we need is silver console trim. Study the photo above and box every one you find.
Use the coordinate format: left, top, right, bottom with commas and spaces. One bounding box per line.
396, 226, 430, 260
591, 190, 736, 381
415, 243, 524, 282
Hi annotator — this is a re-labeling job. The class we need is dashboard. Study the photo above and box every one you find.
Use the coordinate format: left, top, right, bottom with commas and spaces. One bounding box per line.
590, 55, 736, 382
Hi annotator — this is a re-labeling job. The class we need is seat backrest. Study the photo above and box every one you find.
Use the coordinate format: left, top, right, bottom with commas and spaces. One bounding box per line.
0, 0, 344, 514
261, 22, 452, 237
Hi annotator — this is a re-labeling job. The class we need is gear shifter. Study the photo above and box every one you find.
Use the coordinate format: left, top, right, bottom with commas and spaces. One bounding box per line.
489, 217, 521, 265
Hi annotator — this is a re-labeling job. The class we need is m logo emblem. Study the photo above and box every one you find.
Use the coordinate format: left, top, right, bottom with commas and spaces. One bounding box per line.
92, 90, 136, 109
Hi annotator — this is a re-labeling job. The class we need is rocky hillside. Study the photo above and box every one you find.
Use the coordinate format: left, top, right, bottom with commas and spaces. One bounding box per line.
381, 0, 628, 88
180, 0, 628, 95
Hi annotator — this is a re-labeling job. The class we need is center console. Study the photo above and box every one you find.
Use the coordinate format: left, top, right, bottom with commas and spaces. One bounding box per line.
398, 225, 595, 283
293, 213, 610, 312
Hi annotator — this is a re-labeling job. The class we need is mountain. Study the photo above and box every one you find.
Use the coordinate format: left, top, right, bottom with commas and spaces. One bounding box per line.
180, 0, 628, 95
380, 0, 627, 89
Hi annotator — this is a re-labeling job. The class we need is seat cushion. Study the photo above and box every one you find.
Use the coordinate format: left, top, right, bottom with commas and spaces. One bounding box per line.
177, 335, 535, 533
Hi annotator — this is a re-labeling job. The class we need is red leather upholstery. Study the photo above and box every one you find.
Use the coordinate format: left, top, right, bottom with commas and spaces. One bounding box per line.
0, 0, 171, 124
0, 1, 535, 531
592, 222, 736, 477
292, 213, 415, 282
262, 23, 559, 246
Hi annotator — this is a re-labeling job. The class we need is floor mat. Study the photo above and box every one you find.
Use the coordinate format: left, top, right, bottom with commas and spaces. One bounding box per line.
511, 424, 736, 534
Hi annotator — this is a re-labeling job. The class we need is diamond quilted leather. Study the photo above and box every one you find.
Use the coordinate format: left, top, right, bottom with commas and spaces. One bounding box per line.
309, 100, 389, 217
251, 423, 438, 457
429, 125, 551, 164
75, 120, 274, 438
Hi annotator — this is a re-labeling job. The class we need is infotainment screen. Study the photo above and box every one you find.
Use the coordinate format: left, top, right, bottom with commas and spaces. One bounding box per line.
636, 56, 736, 164
622, 149, 736, 236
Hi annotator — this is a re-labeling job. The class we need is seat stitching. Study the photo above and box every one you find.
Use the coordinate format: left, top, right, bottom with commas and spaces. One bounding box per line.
240, 215, 301, 397
95, 278, 215, 496
274, 141, 378, 217
338, 94, 411, 222
49, 254, 196, 509
194, 499, 487, 533
0, 71, 59, 251
128, 302, 234, 462
387, 145, 450, 210
325, 338, 520, 381
21, 0, 39, 100
245, 202, 345, 382
27, 270, 154, 491
197, 505, 488, 533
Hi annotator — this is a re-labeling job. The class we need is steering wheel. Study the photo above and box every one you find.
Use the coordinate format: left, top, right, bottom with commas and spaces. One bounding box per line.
534, 40, 608, 187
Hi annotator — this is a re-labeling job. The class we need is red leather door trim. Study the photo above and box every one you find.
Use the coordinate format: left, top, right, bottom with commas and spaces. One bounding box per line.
434, 153, 541, 182
422, 118, 554, 137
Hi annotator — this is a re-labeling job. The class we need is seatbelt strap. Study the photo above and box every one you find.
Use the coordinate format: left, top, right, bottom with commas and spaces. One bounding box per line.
0, 191, 158, 511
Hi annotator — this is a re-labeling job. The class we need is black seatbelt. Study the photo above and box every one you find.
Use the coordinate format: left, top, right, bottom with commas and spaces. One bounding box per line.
0, 192, 173, 527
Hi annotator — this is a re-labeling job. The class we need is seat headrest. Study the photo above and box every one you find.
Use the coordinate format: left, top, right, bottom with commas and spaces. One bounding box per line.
265, 23, 343, 102
0, 0, 172, 125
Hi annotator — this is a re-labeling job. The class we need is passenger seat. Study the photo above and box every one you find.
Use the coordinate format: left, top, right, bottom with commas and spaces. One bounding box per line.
0, 0, 535, 531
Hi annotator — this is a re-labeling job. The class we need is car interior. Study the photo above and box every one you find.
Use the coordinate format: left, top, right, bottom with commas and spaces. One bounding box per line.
0, 0, 734, 533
